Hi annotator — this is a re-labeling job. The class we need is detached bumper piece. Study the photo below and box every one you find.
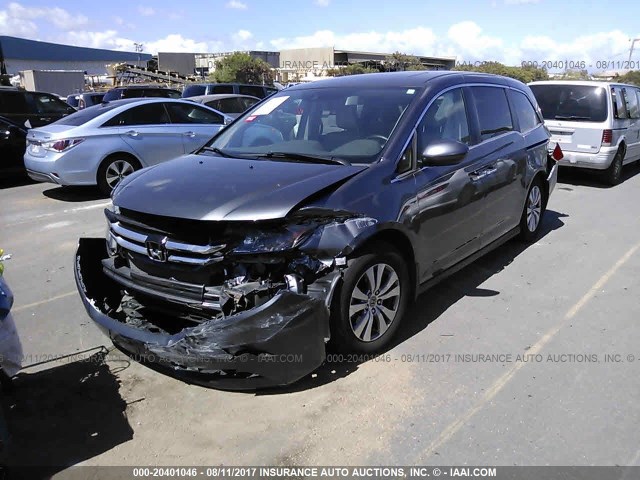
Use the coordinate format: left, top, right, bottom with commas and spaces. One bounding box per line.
74, 238, 329, 390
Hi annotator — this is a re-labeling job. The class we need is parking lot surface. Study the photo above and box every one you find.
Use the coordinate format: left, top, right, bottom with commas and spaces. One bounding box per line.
2, 165, 640, 474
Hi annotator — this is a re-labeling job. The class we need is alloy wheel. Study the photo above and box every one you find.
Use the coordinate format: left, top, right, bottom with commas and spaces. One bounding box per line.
348, 263, 401, 342
526, 185, 542, 232
105, 159, 135, 189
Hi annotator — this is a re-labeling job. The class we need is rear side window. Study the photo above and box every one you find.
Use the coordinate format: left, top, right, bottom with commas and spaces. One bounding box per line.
211, 85, 234, 94
470, 86, 513, 141
207, 97, 244, 114
27, 93, 73, 114
104, 103, 171, 126
238, 85, 265, 98
182, 85, 208, 98
67, 95, 79, 108
530, 84, 608, 122
121, 89, 146, 99
102, 89, 124, 101
611, 87, 627, 119
622, 87, 640, 119
240, 97, 260, 110
509, 90, 541, 133
165, 103, 224, 124
0, 92, 28, 114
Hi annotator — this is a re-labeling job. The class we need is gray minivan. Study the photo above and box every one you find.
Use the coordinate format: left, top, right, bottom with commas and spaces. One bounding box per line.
529, 80, 640, 185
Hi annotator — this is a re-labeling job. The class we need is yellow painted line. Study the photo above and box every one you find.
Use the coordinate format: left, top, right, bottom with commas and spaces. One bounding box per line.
419, 241, 640, 460
12, 290, 77, 313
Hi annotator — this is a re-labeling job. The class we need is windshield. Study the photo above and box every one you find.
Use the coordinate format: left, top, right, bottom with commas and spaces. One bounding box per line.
204, 86, 421, 164
530, 84, 608, 122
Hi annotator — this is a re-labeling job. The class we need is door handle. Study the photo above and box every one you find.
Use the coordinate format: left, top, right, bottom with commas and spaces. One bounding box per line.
125, 130, 139, 137
39, 117, 51, 122
183, 131, 196, 138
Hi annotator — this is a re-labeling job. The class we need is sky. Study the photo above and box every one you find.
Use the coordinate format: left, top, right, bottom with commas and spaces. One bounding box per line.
1, 0, 640, 71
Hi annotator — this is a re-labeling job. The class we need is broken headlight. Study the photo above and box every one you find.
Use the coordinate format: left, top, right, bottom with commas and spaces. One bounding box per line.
232, 224, 317, 254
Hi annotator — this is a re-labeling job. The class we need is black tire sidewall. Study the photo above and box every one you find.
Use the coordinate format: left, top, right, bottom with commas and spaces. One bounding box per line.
604, 152, 623, 186
330, 245, 410, 353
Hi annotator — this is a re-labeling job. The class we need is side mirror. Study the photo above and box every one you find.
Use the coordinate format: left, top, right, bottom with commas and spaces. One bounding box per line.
421, 139, 469, 166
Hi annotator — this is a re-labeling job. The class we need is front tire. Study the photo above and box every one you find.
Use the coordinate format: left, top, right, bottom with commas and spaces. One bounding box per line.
518, 177, 545, 243
97, 155, 141, 196
330, 243, 410, 353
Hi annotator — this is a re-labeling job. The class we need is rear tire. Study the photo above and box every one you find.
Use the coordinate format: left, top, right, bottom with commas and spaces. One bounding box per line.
603, 151, 623, 186
97, 154, 141, 196
330, 242, 410, 353
518, 177, 545, 243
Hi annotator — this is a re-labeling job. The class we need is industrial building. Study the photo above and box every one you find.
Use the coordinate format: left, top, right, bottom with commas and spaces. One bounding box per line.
277, 47, 456, 82
0, 35, 152, 76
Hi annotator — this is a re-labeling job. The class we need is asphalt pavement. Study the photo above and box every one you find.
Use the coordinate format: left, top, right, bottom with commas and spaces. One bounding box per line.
1, 164, 639, 476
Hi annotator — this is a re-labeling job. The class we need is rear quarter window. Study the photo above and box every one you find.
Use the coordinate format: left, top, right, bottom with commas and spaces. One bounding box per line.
182, 85, 208, 98
509, 90, 542, 133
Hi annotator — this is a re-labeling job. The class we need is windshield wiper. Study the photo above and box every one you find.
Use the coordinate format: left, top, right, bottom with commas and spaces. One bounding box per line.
554, 115, 591, 120
200, 146, 234, 157
257, 151, 351, 166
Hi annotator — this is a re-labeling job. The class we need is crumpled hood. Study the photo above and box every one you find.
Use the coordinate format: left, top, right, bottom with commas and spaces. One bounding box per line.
112, 154, 366, 221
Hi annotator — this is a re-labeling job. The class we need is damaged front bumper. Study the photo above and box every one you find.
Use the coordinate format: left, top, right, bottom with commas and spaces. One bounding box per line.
74, 238, 330, 390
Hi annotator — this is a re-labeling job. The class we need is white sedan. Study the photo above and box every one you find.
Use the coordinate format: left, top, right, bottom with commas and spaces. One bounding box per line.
24, 98, 231, 194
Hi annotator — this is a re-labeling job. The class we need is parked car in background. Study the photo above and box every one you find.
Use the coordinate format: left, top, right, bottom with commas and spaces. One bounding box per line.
102, 85, 181, 102
67, 92, 106, 110
182, 83, 278, 99
186, 94, 261, 118
529, 80, 640, 185
0, 115, 28, 173
0, 88, 75, 128
74, 71, 558, 389
24, 98, 232, 194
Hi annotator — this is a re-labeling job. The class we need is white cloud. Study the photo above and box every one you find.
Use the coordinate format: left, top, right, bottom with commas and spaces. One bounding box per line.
504, 0, 540, 4
138, 6, 156, 16
270, 27, 438, 55
268, 23, 640, 72
315, 0, 330, 6
226, 0, 247, 9
0, 2, 88, 35
144, 34, 211, 53
235, 29, 253, 41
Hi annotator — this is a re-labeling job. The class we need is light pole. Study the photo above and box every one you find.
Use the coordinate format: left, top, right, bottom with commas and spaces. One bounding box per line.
134, 42, 144, 67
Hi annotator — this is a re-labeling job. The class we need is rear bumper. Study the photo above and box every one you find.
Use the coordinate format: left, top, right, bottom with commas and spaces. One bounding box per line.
547, 162, 558, 196
26, 169, 60, 184
557, 147, 617, 170
74, 238, 329, 390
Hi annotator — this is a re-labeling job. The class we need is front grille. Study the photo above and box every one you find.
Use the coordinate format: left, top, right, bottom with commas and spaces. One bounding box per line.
109, 220, 226, 266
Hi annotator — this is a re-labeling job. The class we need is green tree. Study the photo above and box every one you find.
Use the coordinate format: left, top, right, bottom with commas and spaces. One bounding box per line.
617, 70, 640, 86
384, 51, 426, 71
326, 64, 378, 76
559, 69, 591, 80
209, 52, 274, 84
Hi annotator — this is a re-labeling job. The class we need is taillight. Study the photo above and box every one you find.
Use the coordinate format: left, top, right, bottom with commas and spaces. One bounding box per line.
601, 129, 612, 146
43, 138, 84, 152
